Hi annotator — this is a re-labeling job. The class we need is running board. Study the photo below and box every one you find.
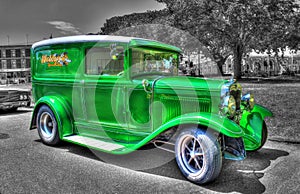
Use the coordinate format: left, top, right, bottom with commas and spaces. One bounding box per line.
63, 135, 125, 151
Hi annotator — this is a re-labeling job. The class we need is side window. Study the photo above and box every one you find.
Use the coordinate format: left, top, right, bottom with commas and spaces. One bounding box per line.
35, 48, 80, 77
85, 47, 124, 76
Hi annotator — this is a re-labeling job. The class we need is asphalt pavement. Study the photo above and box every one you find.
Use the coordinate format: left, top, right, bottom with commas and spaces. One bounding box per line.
0, 108, 299, 194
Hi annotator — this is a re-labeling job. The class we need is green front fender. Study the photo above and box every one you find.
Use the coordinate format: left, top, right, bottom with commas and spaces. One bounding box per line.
145, 112, 243, 143
123, 112, 243, 154
240, 104, 273, 150
251, 104, 273, 119
156, 112, 244, 137
240, 104, 273, 133
29, 96, 74, 139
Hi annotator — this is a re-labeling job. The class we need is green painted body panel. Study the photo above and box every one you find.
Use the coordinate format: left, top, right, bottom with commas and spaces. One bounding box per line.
240, 104, 273, 151
152, 112, 244, 138
61, 112, 244, 155
30, 35, 273, 156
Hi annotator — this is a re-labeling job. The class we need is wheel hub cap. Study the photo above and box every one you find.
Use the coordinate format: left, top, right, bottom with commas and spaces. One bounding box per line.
190, 151, 196, 159
39, 112, 55, 139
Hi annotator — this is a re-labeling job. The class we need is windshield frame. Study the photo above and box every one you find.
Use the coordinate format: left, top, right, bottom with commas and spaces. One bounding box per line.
129, 47, 179, 79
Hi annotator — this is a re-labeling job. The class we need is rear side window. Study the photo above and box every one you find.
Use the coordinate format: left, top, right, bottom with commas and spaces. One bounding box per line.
85, 47, 124, 76
34, 47, 80, 77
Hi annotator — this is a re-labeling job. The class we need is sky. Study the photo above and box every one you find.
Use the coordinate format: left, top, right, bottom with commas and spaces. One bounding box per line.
0, 0, 165, 45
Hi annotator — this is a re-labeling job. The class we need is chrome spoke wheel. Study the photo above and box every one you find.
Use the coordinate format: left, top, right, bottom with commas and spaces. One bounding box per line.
180, 135, 205, 173
175, 129, 222, 184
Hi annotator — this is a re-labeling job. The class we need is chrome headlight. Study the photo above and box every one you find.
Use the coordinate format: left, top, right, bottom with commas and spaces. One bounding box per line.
220, 95, 236, 117
229, 82, 242, 111
228, 95, 236, 116
220, 83, 230, 115
20, 95, 24, 100
220, 80, 241, 118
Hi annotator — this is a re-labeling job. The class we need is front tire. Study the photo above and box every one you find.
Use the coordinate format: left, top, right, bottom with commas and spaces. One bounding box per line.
175, 129, 222, 184
37, 105, 61, 146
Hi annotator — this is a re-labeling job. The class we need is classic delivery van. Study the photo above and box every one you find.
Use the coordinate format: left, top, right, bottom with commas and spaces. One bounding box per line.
30, 35, 272, 184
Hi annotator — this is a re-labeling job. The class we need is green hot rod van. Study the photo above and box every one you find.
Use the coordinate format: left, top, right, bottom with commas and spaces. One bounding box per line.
30, 35, 273, 184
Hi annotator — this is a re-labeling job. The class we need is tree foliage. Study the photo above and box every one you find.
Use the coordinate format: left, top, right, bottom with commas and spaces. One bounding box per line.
156, 0, 300, 79
111, 24, 210, 55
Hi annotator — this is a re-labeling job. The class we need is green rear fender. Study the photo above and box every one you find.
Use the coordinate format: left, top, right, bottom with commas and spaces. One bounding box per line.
29, 96, 74, 139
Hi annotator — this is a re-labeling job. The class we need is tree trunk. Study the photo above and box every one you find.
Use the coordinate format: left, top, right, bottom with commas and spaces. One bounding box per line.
216, 59, 226, 76
233, 43, 243, 80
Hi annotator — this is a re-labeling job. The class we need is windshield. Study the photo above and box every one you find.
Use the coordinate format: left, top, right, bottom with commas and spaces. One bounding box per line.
131, 48, 178, 78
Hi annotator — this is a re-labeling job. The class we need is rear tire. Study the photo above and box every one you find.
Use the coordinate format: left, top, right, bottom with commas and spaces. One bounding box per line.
37, 105, 61, 146
175, 129, 222, 184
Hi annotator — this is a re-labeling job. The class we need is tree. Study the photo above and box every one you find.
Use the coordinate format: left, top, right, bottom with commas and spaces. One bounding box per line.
111, 24, 211, 58
156, 0, 300, 79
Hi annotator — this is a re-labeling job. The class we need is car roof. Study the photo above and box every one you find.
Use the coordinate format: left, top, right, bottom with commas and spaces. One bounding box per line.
31, 35, 182, 53
32, 35, 135, 49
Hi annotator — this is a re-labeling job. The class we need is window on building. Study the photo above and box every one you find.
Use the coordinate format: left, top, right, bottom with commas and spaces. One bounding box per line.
7, 60, 11, 69
11, 50, 16, 57
26, 59, 30, 68
6, 50, 11, 58
85, 47, 124, 76
21, 50, 26, 57
16, 59, 21, 68
25, 49, 30, 57
12, 60, 16, 69
16, 49, 21, 57
1, 60, 7, 69
21, 59, 26, 68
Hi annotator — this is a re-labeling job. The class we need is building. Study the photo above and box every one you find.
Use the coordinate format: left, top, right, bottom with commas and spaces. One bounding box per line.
180, 51, 220, 76
0, 45, 31, 84
223, 51, 300, 77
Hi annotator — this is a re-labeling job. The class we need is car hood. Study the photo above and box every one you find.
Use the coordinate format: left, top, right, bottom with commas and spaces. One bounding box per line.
153, 76, 227, 97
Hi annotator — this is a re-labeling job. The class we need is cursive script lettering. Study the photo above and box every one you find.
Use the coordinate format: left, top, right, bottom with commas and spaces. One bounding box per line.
41, 53, 71, 67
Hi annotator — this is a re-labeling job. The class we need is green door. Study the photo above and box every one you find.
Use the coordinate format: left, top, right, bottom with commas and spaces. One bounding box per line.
79, 46, 129, 143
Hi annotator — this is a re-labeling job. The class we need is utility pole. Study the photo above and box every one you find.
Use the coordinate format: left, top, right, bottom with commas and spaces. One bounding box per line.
7, 35, 9, 45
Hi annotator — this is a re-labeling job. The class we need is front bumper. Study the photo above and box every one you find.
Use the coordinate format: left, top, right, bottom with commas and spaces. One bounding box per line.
0, 101, 31, 110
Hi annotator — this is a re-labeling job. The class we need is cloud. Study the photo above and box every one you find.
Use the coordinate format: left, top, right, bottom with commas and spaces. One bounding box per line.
47, 21, 82, 35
